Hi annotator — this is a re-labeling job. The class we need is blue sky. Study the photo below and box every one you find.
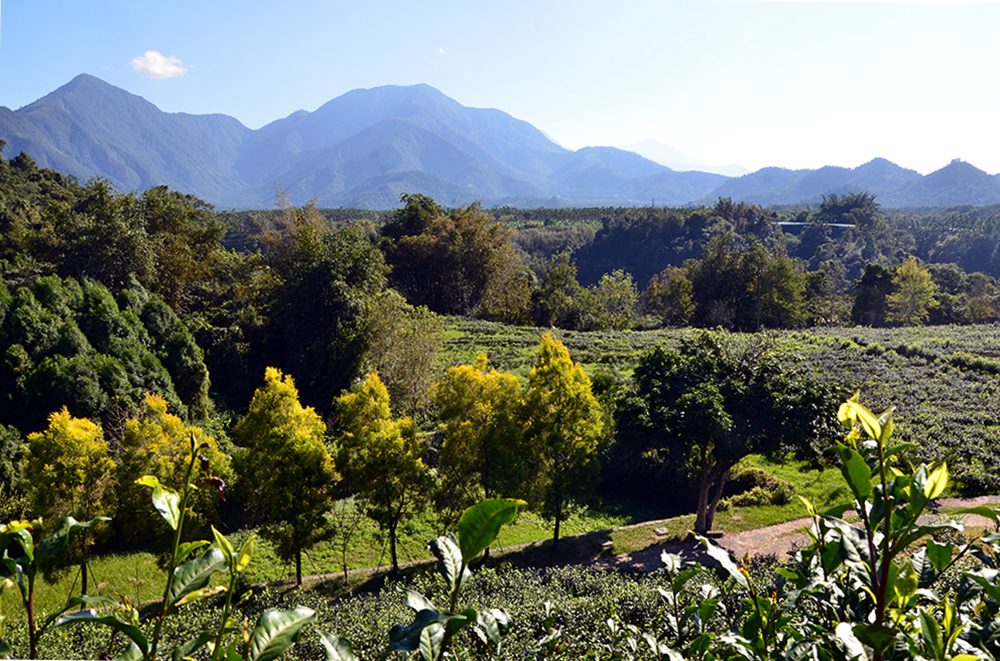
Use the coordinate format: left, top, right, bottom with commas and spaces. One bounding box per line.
2, 0, 999, 175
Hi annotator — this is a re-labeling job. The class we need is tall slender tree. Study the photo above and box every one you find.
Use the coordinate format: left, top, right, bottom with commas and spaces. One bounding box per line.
521, 334, 604, 548
335, 372, 432, 573
232, 367, 337, 585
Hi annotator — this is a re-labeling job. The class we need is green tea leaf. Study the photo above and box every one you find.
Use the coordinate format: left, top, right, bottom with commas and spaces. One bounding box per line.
53, 611, 149, 656
168, 547, 227, 610
925, 462, 948, 501
427, 534, 468, 595
457, 499, 525, 563
248, 606, 317, 661
318, 631, 357, 661
418, 621, 445, 661
694, 533, 747, 589
837, 443, 872, 501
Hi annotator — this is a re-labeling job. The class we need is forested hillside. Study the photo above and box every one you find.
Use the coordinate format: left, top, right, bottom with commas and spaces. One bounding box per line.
2, 144, 1000, 565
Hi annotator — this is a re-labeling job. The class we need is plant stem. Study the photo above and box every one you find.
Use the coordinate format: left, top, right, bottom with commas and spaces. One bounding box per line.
149, 449, 198, 661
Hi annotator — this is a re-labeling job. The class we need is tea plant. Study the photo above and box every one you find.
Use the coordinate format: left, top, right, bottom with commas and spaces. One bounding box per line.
321, 498, 525, 661
51, 432, 317, 661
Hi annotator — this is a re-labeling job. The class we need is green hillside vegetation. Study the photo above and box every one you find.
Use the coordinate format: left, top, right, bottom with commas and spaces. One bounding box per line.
5, 147, 1000, 659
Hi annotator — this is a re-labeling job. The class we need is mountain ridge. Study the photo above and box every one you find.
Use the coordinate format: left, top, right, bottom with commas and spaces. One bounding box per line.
2, 74, 998, 209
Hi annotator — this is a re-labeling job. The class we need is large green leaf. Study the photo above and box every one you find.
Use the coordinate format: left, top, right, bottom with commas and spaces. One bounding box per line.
694, 533, 747, 589
43, 593, 120, 631
837, 443, 872, 501
917, 462, 948, 508
136, 476, 181, 531
38, 516, 109, 564
457, 499, 525, 563
418, 622, 445, 661
248, 606, 317, 661
53, 611, 149, 656
387, 609, 442, 653
955, 505, 1000, 526
427, 534, 468, 595
168, 547, 227, 610
318, 631, 357, 661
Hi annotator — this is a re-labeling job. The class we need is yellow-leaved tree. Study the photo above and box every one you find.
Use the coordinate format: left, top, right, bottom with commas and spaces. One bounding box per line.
431, 354, 529, 527
335, 372, 433, 573
23, 407, 115, 595
521, 333, 604, 548
232, 367, 337, 585
887, 257, 938, 326
116, 393, 231, 544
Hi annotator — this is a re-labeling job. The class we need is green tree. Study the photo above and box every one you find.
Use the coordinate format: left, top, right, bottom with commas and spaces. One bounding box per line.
579, 269, 638, 331
231, 367, 337, 585
22, 408, 115, 595
963, 271, 1000, 323
117, 393, 231, 545
382, 197, 526, 317
531, 253, 585, 329
0, 424, 24, 519
335, 372, 433, 573
431, 355, 528, 526
851, 262, 895, 326
521, 333, 604, 548
265, 221, 388, 414
362, 290, 442, 419
643, 265, 696, 326
887, 257, 937, 326
617, 331, 839, 533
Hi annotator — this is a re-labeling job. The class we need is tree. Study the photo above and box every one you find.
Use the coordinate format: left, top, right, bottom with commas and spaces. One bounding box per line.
643, 265, 696, 326
618, 331, 839, 533
521, 333, 604, 548
335, 372, 432, 573
431, 354, 528, 527
963, 271, 1000, 323
362, 290, 442, 419
22, 408, 114, 595
231, 367, 337, 585
0, 424, 24, 519
381, 197, 527, 317
531, 253, 585, 329
117, 394, 231, 545
851, 263, 895, 326
580, 269, 639, 331
886, 257, 937, 326
265, 222, 388, 414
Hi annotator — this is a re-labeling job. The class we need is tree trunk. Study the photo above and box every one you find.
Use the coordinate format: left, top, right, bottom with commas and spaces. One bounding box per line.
81, 561, 88, 596
694, 468, 712, 534
552, 499, 563, 551
694, 447, 713, 533
695, 459, 732, 534
389, 523, 399, 574
295, 546, 302, 586
704, 464, 731, 533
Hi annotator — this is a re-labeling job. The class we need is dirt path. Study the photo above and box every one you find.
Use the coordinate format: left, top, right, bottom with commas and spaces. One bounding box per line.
594, 495, 1000, 573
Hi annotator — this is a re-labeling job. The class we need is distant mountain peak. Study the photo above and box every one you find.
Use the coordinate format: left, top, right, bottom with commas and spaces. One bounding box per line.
2, 75, 998, 209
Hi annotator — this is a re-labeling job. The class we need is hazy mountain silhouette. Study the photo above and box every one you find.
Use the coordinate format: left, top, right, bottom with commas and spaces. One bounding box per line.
1, 75, 997, 209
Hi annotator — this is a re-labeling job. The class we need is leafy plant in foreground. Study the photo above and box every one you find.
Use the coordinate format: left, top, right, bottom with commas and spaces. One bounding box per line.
322, 498, 526, 661
52, 431, 316, 661
0, 516, 107, 659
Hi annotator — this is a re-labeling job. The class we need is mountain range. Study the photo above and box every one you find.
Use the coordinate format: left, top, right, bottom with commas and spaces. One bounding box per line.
3, 74, 1000, 210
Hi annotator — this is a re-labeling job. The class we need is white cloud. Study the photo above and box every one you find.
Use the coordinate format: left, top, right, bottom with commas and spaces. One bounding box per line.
439, 46, 446, 55
130, 51, 189, 80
